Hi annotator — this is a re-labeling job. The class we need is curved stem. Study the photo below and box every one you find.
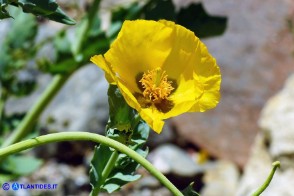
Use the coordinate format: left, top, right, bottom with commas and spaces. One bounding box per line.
251, 161, 280, 196
0, 132, 183, 196
1, 74, 70, 148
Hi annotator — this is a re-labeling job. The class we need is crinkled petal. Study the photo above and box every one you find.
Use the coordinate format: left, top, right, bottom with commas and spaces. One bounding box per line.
158, 20, 201, 119
90, 55, 116, 84
189, 42, 221, 112
139, 108, 165, 133
104, 20, 174, 93
148, 20, 221, 120
91, 20, 221, 134
116, 79, 164, 133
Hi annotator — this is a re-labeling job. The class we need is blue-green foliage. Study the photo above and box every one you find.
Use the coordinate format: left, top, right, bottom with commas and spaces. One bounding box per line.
37, 10, 109, 74
89, 86, 150, 194
0, 0, 228, 194
182, 182, 200, 196
107, 85, 138, 133
144, 0, 227, 38
107, 0, 227, 39
4, 155, 42, 175
0, 6, 42, 183
0, 0, 75, 24
1, 6, 38, 133
0, 6, 37, 98
88, 1, 228, 193
177, 3, 227, 38
0, 155, 42, 181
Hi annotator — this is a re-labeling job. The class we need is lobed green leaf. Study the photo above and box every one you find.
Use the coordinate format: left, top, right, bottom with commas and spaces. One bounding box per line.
39, 14, 109, 74
0, 6, 37, 97
107, 85, 136, 132
144, 0, 176, 21
89, 145, 113, 191
182, 182, 200, 196
143, 0, 227, 38
0, 0, 11, 19
177, 3, 227, 38
0, 0, 75, 25
1, 155, 43, 175
90, 86, 150, 193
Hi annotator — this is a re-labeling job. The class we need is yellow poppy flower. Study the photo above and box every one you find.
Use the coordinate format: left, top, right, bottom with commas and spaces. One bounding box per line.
91, 20, 221, 134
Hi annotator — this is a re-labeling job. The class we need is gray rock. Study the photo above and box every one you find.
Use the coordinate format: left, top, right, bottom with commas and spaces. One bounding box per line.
172, 0, 294, 168
237, 134, 283, 196
259, 74, 294, 158
6, 74, 52, 114
201, 160, 239, 196
152, 187, 171, 196
5, 17, 109, 135
130, 189, 153, 196
30, 145, 91, 195
6, 65, 109, 134
127, 187, 170, 196
237, 74, 294, 196
134, 175, 160, 190
147, 121, 175, 147
40, 64, 109, 133
23, 160, 88, 196
148, 144, 210, 176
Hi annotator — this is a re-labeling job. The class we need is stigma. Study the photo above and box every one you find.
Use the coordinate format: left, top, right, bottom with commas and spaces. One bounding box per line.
139, 67, 174, 102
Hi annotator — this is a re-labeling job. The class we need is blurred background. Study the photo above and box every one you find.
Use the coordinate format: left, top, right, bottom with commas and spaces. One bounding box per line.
1, 0, 294, 195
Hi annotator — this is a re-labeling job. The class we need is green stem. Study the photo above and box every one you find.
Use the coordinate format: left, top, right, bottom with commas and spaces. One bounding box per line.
0, 97, 4, 123
0, 132, 183, 196
0, 88, 7, 124
2, 0, 101, 148
251, 161, 280, 196
1, 74, 70, 148
91, 150, 119, 196
72, 0, 101, 56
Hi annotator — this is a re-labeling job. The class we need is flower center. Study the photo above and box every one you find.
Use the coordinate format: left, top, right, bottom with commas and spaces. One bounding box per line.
139, 67, 174, 102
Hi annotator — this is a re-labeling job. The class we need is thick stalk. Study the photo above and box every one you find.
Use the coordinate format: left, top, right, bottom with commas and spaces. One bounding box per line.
0, 97, 4, 123
0, 132, 183, 196
251, 161, 280, 196
1, 74, 70, 147
91, 150, 119, 196
0, 88, 7, 123
72, 0, 101, 56
3, 0, 101, 148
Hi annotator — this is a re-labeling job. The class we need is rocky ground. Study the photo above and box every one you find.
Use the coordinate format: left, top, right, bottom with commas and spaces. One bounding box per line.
2, 0, 294, 195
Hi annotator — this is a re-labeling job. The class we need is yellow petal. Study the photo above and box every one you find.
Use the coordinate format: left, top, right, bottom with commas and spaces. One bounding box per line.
189, 41, 221, 112
149, 20, 221, 119
138, 108, 164, 133
160, 20, 197, 80
116, 79, 164, 133
117, 20, 220, 131
91, 20, 221, 134
104, 20, 174, 93
90, 55, 116, 84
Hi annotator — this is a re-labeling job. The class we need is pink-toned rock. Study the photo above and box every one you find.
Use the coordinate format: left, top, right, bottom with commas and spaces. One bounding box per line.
172, 0, 294, 167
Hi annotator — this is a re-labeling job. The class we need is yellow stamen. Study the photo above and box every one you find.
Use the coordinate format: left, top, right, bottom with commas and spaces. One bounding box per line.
139, 67, 174, 102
